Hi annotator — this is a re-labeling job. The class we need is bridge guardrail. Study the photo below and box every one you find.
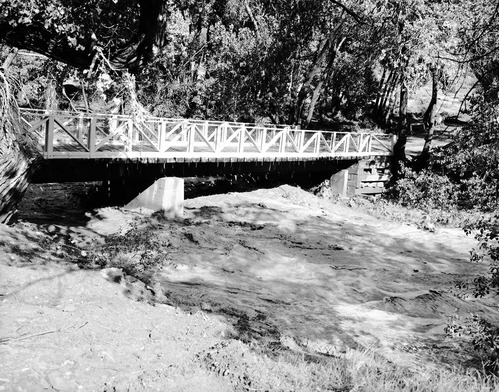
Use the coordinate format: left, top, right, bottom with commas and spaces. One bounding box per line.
20, 109, 395, 160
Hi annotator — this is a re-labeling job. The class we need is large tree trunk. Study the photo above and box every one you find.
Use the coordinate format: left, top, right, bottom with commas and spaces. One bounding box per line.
391, 69, 408, 181
419, 66, 439, 166
373, 68, 399, 127
291, 38, 331, 125
0, 73, 41, 224
304, 37, 346, 127
305, 79, 325, 126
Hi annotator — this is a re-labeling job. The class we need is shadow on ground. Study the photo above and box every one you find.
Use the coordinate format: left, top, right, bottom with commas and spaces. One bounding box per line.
93, 185, 494, 367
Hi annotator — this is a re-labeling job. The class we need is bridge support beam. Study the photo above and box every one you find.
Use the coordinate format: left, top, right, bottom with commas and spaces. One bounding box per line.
124, 177, 184, 218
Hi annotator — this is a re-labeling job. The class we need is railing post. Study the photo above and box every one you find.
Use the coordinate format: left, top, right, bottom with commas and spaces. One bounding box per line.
158, 121, 165, 152
88, 117, 96, 155
311, 133, 318, 154
331, 132, 337, 154
298, 130, 304, 153
260, 128, 266, 152
45, 115, 54, 155
238, 126, 245, 153
181, 122, 187, 142
214, 124, 221, 152
203, 121, 208, 138
127, 119, 133, 152
77, 114, 84, 141
345, 134, 350, 153
279, 129, 286, 153
187, 124, 195, 152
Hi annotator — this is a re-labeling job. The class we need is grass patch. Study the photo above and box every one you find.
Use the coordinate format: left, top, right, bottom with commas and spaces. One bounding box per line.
345, 194, 476, 230
310, 179, 479, 230
199, 341, 497, 392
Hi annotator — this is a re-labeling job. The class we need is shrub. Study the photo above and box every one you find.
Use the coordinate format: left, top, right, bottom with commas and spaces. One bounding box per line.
448, 213, 499, 374
463, 213, 499, 297
389, 164, 459, 211
429, 103, 499, 212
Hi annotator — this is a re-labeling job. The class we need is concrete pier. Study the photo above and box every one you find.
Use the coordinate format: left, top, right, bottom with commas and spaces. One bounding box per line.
124, 177, 184, 218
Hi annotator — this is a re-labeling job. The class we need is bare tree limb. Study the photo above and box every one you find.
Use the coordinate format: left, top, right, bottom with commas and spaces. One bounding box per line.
457, 79, 480, 119
329, 0, 364, 24
244, 0, 260, 38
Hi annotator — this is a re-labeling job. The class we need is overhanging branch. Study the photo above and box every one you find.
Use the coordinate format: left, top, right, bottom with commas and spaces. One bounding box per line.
329, 0, 364, 24
0, 0, 168, 73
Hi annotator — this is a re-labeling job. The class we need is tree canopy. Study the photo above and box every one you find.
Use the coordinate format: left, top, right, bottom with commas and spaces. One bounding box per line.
1, 0, 499, 128
0, 0, 167, 71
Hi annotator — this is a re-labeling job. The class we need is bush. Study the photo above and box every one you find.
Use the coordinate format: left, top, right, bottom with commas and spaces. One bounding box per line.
392, 100, 498, 213
429, 104, 499, 212
389, 164, 459, 211
447, 314, 499, 375
463, 213, 499, 297
447, 213, 499, 374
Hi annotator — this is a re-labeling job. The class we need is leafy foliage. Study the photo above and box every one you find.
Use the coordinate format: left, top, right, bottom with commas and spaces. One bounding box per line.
390, 94, 499, 212
447, 314, 499, 374
463, 213, 499, 297
0, 0, 165, 70
389, 164, 459, 211
445, 177, 499, 373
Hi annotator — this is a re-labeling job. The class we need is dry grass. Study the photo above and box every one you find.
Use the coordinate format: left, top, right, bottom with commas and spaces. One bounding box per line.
345, 194, 476, 229
198, 340, 497, 391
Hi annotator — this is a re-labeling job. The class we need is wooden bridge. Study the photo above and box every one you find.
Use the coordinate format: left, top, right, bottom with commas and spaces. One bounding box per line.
21, 109, 395, 194
21, 109, 394, 162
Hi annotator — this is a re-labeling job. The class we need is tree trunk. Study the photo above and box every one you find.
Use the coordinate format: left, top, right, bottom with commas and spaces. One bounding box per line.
391, 69, 408, 181
419, 66, 439, 165
304, 37, 346, 127
305, 79, 325, 126
244, 0, 260, 38
374, 69, 398, 126
292, 38, 331, 125
0, 74, 41, 224
287, 57, 301, 123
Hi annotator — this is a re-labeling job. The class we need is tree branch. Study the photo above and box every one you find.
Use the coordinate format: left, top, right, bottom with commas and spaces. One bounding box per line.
329, 0, 364, 24
0, 0, 168, 73
244, 0, 260, 38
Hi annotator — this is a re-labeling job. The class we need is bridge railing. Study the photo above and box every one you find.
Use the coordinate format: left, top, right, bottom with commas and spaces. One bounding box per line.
20, 109, 395, 160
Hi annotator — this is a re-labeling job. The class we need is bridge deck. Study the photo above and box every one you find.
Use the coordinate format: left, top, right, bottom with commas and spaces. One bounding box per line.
21, 109, 394, 162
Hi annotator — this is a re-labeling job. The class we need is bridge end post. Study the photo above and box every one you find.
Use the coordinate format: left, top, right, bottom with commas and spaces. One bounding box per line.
330, 169, 349, 198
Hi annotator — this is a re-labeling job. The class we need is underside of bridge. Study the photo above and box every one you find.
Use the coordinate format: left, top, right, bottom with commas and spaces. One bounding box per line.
32, 157, 370, 205
32, 157, 363, 184
30, 155, 393, 208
